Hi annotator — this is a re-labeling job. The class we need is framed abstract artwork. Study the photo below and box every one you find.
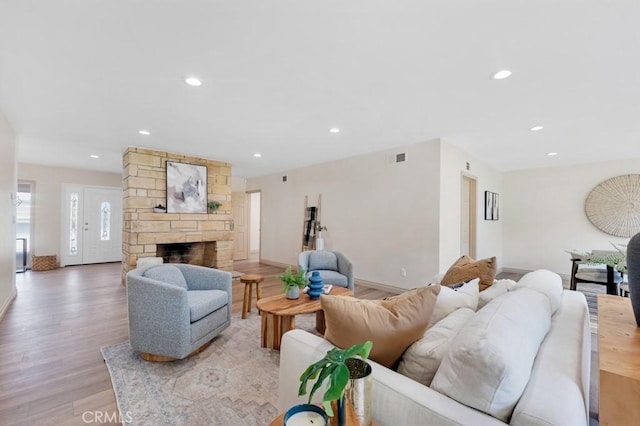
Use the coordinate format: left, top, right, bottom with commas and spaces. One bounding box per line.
485, 191, 499, 221
166, 161, 207, 213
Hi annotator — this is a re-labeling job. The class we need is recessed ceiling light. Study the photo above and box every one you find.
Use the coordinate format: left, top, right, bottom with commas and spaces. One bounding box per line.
547, 152, 558, 156
530, 126, 544, 131
253, 153, 262, 158
139, 130, 150, 136
185, 77, 202, 87
329, 128, 340, 133
90, 155, 99, 159
491, 70, 512, 80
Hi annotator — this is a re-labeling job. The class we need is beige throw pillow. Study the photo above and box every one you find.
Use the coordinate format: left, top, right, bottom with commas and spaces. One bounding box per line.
440, 255, 497, 291
321, 284, 441, 368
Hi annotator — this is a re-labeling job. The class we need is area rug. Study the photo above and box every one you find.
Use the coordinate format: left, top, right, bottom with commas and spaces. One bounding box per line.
101, 312, 317, 426
576, 282, 606, 333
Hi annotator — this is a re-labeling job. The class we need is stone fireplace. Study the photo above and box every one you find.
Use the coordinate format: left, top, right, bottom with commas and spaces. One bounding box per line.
122, 147, 234, 284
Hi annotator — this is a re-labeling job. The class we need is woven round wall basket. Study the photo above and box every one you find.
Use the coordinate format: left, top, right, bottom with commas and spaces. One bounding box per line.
585, 174, 640, 237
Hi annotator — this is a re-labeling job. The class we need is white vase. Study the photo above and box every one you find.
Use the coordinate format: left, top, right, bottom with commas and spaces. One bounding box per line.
286, 286, 300, 299
316, 231, 324, 250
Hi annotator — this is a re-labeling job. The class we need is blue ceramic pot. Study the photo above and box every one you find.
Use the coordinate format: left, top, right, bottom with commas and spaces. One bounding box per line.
308, 271, 324, 300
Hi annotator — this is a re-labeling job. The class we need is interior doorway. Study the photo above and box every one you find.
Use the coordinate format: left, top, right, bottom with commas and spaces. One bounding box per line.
249, 191, 261, 261
460, 175, 477, 258
16, 181, 34, 272
232, 192, 249, 261
232, 191, 261, 262
61, 185, 122, 266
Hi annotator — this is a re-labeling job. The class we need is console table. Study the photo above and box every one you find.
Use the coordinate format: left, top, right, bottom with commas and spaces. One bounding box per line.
597, 294, 640, 425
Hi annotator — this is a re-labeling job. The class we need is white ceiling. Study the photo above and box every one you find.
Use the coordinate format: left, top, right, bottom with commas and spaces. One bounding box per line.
1, 1, 639, 178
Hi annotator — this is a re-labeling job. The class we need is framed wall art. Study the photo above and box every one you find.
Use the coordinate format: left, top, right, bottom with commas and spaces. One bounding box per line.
166, 161, 207, 213
485, 191, 499, 221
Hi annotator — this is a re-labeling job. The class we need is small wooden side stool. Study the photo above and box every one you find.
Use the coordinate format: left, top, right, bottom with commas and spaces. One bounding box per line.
241, 274, 264, 319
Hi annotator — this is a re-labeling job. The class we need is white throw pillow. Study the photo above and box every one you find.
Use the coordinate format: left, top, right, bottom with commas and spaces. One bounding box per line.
513, 269, 563, 314
477, 279, 512, 309
430, 288, 552, 422
495, 278, 517, 291
428, 279, 479, 327
398, 307, 474, 386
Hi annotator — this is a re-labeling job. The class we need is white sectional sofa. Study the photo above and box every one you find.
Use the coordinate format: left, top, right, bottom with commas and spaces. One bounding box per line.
278, 270, 591, 426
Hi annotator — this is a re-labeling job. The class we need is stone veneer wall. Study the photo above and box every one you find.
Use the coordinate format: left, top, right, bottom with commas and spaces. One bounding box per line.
122, 147, 234, 284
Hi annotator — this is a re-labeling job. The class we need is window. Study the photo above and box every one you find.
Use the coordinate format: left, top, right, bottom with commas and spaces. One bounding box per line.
100, 201, 110, 241
69, 193, 79, 255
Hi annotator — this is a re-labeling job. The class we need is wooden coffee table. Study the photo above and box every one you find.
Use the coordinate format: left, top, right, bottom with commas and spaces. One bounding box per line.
257, 287, 352, 350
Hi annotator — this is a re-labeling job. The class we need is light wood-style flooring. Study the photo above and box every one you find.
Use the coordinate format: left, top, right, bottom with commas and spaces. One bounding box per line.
0, 261, 393, 425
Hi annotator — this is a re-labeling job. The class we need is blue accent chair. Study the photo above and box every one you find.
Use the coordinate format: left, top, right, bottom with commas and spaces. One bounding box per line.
126, 263, 232, 361
298, 250, 354, 294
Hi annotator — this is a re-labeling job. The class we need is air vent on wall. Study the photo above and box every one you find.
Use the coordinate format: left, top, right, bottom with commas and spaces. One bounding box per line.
386, 151, 409, 166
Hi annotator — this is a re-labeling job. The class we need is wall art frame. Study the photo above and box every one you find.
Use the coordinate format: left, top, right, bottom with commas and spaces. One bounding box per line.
485, 190, 499, 221
166, 161, 207, 213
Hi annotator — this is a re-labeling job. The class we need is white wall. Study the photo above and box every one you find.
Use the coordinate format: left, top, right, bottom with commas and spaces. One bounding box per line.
0, 111, 17, 319
17, 163, 121, 260
439, 142, 503, 272
247, 139, 442, 291
503, 158, 640, 276
231, 176, 247, 193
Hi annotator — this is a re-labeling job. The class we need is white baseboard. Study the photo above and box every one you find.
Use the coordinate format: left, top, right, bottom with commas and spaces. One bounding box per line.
500, 267, 570, 283
355, 278, 404, 295
257, 260, 405, 294
500, 267, 532, 275
0, 286, 17, 323
258, 259, 295, 270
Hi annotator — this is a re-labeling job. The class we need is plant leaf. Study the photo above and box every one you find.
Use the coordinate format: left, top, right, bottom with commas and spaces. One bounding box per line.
342, 340, 373, 360
323, 363, 349, 402
308, 364, 337, 404
298, 362, 323, 396
323, 400, 334, 417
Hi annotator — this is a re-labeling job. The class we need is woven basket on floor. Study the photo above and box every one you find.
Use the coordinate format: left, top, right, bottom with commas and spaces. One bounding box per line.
31, 255, 58, 271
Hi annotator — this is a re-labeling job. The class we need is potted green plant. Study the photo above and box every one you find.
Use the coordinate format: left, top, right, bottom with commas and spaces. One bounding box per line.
277, 266, 307, 299
298, 341, 373, 419
207, 200, 222, 213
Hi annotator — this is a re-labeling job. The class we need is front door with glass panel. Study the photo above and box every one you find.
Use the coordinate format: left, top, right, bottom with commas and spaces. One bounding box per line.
62, 185, 122, 266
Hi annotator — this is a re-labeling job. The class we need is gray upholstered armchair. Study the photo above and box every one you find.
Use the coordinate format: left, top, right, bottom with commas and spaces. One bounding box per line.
126, 263, 232, 361
298, 250, 354, 293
